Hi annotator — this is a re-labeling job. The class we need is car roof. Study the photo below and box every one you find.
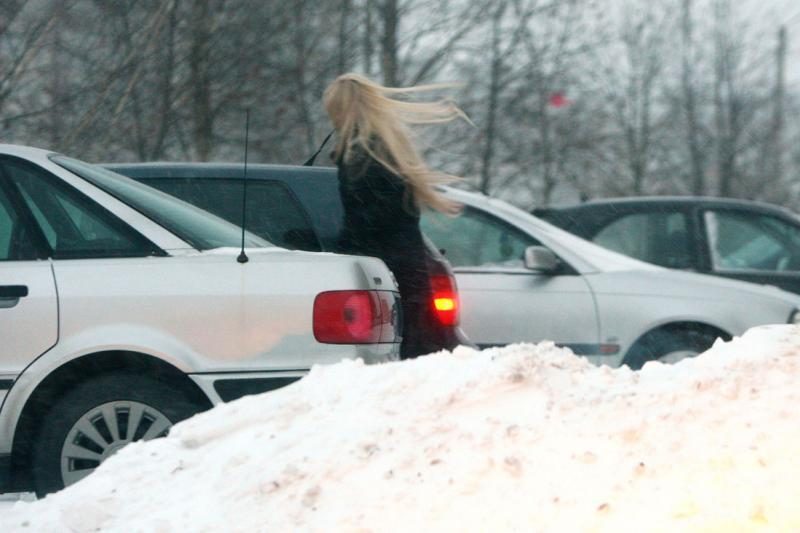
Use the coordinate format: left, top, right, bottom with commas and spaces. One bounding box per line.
105, 161, 336, 173
539, 195, 800, 219
550, 195, 789, 211
0, 143, 57, 160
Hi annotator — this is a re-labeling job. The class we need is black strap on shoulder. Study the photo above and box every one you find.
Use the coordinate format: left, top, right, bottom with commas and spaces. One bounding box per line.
303, 130, 335, 166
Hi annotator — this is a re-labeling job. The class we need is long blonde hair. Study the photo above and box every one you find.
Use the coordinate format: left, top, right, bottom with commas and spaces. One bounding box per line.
323, 73, 469, 214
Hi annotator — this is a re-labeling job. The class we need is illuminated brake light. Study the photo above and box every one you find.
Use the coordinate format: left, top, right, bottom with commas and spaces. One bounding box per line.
430, 274, 459, 327
434, 298, 455, 312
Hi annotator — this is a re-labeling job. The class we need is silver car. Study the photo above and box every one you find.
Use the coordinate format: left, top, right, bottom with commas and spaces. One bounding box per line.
421, 187, 800, 368
0, 145, 400, 496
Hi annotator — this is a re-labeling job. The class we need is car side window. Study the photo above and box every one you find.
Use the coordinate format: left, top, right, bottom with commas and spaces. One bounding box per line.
593, 212, 692, 269
705, 210, 800, 272
0, 181, 38, 261
421, 207, 540, 268
145, 178, 321, 251
4, 159, 158, 259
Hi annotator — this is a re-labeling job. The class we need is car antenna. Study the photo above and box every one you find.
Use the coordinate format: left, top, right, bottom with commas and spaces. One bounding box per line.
303, 130, 334, 166
237, 109, 251, 264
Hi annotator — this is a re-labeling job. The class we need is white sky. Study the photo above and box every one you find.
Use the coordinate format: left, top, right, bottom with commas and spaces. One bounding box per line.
720, 0, 800, 84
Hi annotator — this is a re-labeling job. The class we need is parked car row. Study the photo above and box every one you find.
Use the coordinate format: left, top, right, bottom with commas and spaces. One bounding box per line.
4, 143, 800, 498
109, 163, 800, 369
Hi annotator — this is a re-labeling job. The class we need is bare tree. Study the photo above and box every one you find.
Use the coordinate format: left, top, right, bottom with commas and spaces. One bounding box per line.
479, 1, 508, 194
337, 0, 353, 74
767, 25, 786, 186
601, 2, 668, 195
0, 1, 59, 123
189, 0, 213, 160
681, 0, 706, 195
2, 0, 798, 210
709, 0, 769, 198
379, 0, 399, 86
361, 0, 376, 75
511, 0, 598, 204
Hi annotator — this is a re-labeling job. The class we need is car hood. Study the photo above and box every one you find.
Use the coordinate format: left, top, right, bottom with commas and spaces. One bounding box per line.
587, 267, 800, 305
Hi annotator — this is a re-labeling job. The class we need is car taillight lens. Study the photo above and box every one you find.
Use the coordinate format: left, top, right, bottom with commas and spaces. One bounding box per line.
314, 291, 398, 344
430, 274, 459, 327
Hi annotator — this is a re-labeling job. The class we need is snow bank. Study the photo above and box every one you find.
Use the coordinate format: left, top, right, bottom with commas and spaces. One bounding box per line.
4, 325, 800, 532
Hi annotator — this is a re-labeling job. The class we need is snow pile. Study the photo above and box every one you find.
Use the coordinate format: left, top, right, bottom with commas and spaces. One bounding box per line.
4, 325, 800, 532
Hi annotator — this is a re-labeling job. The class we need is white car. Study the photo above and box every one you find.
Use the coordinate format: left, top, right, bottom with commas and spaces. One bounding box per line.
0, 145, 400, 496
421, 187, 800, 368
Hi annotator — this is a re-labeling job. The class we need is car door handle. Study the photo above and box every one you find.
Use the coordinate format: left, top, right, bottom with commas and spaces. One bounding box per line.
0, 285, 28, 298
0, 285, 28, 308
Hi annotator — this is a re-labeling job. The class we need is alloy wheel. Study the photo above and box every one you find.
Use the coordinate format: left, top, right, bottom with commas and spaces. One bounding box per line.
60, 400, 172, 487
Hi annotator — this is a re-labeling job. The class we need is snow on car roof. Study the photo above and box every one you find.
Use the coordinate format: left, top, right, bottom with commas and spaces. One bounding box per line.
0, 144, 57, 160
4, 326, 800, 531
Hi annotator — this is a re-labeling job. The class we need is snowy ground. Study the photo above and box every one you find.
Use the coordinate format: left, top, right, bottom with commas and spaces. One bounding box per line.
3, 325, 800, 531
0, 493, 34, 511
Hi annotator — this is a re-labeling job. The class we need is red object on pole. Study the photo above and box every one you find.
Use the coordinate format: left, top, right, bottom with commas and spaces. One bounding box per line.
548, 92, 569, 108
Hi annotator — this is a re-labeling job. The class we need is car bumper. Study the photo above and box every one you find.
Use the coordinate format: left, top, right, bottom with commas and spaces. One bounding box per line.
447, 325, 477, 350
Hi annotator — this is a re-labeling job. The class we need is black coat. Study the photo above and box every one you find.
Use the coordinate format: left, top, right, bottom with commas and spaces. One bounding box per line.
335, 149, 440, 359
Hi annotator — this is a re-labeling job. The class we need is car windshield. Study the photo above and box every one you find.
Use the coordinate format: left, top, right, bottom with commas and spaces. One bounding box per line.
50, 155, 271, 251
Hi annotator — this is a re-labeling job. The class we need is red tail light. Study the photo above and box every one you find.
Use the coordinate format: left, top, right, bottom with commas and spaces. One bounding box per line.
430, 274, 459, 327
314, 291, 398, 344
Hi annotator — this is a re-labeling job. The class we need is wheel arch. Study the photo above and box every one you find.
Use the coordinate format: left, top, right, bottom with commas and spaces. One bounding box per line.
622, 321, 732, 368
9, 350, 213, 491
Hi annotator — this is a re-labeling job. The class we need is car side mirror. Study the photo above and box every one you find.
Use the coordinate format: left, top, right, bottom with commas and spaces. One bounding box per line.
524, 246, 560, 273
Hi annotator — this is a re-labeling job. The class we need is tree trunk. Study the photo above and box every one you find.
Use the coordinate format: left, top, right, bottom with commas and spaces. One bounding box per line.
48, 6, 64, 149
292, 3, 316, 153
479, 3, 507, 195
713, 0, 737, 197
337, 0, 352, 74
190, 0, 213, 161
362, 0, 375, 75
770, 25, 786, 184
150, 0, 179, 160
380, 0, 398, 86
681, 0, 705, 195
540, 90, 557, 203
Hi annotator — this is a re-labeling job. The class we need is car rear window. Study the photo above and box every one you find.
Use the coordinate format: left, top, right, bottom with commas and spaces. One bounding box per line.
51, 156, 270, 251
140, 178, 322, 251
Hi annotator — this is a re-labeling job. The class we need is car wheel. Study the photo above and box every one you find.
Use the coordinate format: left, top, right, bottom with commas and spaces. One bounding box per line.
31, 372, 201, 497
623, 329, 718, 370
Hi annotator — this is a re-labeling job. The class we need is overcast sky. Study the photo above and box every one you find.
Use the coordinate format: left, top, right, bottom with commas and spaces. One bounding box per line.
736, 1, 800, 83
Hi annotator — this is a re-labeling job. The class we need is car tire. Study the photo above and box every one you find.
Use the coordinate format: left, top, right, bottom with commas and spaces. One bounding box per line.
623, 328, 718, 370
31, 372, 201, 497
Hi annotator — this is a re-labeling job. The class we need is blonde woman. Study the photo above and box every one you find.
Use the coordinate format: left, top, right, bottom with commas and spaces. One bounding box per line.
323, 72, 469, 359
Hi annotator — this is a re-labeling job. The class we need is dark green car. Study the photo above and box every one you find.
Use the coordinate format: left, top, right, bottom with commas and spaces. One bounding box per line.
535, 196, 800, 295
